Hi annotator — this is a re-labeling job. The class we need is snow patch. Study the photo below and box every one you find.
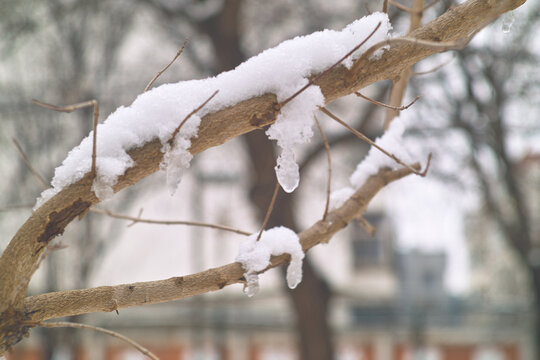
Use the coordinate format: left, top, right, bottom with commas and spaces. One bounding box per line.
350, 116, 413, 189
35, 13, 391, 209
329, 187, 355, 210
236, 226, 304, 297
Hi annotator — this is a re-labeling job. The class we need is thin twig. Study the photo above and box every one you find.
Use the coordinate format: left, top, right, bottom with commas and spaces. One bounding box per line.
0, 204, 33, 212
33, 99, 99, 177
356, 216, 376, 236
144, 37, 188, 92
256, 182, 280, 242
349, 34, 473, 77
388, 0, 439, 13
128, 208, 144, 227
355, 92, 421, 111
314, 116, 332, 220
411, 55, 455, 76
90, 208, 251, 236
279, 22, 382, 108
319, 106, 431, 177
168, 90, 219, 145
382, 0, 389, 13
34, 322, 159, 360
12, 139, 48, 190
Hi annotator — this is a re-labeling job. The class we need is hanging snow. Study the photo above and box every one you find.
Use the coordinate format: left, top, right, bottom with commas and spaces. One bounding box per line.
236, 226, 305, 297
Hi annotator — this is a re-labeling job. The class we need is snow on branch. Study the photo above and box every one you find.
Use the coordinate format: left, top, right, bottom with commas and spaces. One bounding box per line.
35, 13, 391, 207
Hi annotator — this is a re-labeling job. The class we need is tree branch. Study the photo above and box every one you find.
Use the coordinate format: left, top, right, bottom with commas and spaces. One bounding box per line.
22, 166, 414, 323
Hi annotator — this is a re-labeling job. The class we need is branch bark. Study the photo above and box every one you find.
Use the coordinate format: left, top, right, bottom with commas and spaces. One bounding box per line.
0, 0, 526, 351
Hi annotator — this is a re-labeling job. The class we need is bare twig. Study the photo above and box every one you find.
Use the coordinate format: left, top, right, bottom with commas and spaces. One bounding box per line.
168, 90, 219, 145
33, 99, 99, 177
382, 0, 389, 13
90, 208, 251, 236
12, 139, 48, 190
411, 55, 455, 76
279, 22, 382, 108
388, 0, 439, 13
314, 116, 332, 220
34, 322, 159, 360
355, 92, 421, 111
256, 181, 280, 242
356, 216, 376, 236
349, 34, 473, 78
144, 37, 188, 92
384, 0, 425, 129
0, 204, 33, 212
319, 106, 431, 177
128, 208, 144, 227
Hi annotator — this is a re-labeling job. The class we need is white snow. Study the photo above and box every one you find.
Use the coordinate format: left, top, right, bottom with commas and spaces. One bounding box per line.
235, 226, 304, 297
350, 116, 413, 189
329, 187, 355, 210
35, 13, 391, 209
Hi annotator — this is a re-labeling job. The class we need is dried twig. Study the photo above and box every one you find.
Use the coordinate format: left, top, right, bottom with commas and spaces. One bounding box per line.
128, 208, 144, 227
355, 92, 421, 111
90, 208, 251, 236
319, 106, 431, 177
349, 34, 473, 77
34, 322, 159, 360
144, 37, 188, 92
314, 116, 332, 220
411, 55, 455, 76
168, 90, 219, 145
256, 182, 280, 242
12, 139, 48, 190
389, 0, 439, 13
33, 99, 99, 177
356, 216, 376, 236
279, 22, 382, 108
382, 0, 389, 13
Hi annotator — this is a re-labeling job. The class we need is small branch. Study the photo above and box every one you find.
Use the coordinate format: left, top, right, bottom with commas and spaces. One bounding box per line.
389, 0, 439, 13
168, 90, 219, 145
0, 204, 33, 212
34, 322, 159, 360
314, 116, 332, 220
33, 99, 99, 177
128, 208, 144, 227
411, 55, 455, 76
12, 139, 48, 190
90, 208, 251, 236
382, 0, 389, 13
319, 106, 430, 177
355, 92, 421, 111
256, 181, 280, 242
279, 22, 382, 108
349, 34, 473, 78
356, 216, 376, 236
144, 37, 188, 92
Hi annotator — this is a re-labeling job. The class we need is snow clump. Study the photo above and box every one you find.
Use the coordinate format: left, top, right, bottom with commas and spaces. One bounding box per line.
350, 116, 413, 189
236, 226, 304, 297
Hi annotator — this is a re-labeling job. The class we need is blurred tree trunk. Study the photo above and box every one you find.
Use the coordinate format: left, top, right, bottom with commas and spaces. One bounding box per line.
197, 1, 335, 359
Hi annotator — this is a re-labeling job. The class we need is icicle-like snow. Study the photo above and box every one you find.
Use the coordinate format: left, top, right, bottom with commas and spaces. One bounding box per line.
236, 226, 304, 297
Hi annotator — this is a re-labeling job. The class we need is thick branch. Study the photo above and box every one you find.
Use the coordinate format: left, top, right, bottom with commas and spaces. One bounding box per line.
22, 166, 413, 322
0, 0, 525, 326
